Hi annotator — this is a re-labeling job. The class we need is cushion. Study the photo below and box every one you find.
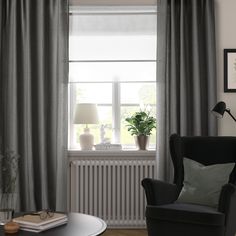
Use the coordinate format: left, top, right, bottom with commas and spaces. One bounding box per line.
177, 158, 235, 207
146, 203, 225, 226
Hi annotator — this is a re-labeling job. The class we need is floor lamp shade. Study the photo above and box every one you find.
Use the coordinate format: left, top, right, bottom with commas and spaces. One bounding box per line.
74, 103, 99, 150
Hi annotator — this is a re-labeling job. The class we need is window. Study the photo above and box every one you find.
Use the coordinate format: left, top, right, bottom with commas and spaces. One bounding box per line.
69, 4, 157, 149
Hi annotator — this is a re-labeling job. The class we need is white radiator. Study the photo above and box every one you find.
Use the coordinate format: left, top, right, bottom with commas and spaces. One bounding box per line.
70, 159, 156, 228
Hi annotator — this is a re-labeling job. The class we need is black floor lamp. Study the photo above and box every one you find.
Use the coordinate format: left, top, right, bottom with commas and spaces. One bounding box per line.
211, 101, 236, 122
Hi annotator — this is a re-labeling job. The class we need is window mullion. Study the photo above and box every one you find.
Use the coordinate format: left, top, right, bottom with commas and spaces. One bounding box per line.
112, 79, 120, 143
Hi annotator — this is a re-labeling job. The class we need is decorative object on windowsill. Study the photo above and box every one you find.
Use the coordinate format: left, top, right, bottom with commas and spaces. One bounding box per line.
211, 101, 236, 123
95, 124, 122, 150
74, 103, 99, 150
125, 110, 156, 150
100, 124, 111, 144
0, 149, 19, 225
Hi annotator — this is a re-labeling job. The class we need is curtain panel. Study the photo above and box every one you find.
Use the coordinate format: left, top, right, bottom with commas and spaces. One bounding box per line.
156, 0, 217, 181
0, 0, 68, 211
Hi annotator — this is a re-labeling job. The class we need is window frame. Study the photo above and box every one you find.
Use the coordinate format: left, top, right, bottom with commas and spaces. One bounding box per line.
68, 5, 157, 150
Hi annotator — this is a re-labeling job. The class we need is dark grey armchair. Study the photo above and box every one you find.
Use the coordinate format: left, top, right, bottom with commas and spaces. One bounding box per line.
142, 134, 236, 236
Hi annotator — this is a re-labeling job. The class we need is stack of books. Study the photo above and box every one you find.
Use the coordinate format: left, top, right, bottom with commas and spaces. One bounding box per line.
94, 143, 122, 150
13, 212, 68, 233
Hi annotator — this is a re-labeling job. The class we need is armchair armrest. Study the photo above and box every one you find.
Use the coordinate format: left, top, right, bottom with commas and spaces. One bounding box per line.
141, 178, 179, 205
218, 183, 236, 236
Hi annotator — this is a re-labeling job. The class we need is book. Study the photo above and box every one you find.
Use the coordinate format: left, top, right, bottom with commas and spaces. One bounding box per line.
94, 143, 122, 150
19, 218, 68, 233
13, 212, 68, 232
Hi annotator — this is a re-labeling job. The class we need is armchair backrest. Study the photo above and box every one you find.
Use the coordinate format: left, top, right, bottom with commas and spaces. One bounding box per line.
169, 134, 236, 190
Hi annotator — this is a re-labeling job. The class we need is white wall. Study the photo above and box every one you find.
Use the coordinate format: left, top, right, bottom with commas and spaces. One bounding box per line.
215, 0, 236, 135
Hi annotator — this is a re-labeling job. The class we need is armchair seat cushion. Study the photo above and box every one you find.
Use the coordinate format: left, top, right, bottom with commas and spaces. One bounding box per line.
146, 203, 225, 226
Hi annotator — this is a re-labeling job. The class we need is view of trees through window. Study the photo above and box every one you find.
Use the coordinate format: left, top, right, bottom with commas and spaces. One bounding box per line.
69, 5, 157, 149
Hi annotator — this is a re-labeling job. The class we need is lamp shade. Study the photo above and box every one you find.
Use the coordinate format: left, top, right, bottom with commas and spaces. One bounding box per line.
74, 103, 99, 124
211, 101, 226, 118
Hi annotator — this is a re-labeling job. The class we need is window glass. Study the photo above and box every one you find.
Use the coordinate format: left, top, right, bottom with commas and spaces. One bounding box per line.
120, 83, 156, 104
73, 83, 112, 104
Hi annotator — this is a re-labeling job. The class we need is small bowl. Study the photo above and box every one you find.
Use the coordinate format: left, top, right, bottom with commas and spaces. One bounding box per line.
4, 221, 20, 234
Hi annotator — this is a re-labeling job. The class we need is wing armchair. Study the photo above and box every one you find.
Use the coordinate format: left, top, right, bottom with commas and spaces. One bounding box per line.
142, 134, 236, 236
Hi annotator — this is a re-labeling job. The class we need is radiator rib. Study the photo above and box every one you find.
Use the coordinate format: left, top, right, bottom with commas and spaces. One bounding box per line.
70, 159, 156, 228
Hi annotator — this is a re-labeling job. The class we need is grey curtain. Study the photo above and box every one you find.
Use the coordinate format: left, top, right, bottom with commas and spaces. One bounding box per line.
156, 0, 217, 181
0, 0, 68, 211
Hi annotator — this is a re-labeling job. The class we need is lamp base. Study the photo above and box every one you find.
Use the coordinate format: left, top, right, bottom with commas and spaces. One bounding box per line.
79, 128, 94, 150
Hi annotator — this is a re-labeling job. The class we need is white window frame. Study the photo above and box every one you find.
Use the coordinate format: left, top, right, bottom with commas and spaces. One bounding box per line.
68, 5, 157, 150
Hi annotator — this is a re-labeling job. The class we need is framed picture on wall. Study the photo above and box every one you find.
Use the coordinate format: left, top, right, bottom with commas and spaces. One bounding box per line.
224, 49, 236, 92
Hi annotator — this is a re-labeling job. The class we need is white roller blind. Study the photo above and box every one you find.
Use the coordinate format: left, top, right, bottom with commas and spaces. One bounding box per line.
69, 5, 157, 60
70, 11, 156, 35
69, 3, 157, 82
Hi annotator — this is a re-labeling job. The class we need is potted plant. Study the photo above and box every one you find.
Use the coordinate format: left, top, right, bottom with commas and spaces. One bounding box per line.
125, 110, 156, 150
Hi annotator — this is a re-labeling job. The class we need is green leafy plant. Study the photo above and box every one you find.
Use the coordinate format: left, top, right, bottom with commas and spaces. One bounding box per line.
125, 110, 156, 136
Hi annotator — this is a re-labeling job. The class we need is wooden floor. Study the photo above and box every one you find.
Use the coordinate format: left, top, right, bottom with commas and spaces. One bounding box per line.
102, 229, 148, 236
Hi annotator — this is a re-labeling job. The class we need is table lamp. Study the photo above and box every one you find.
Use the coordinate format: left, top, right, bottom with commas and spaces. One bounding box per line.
74, 103, 99, 150
211, 101, 236, 122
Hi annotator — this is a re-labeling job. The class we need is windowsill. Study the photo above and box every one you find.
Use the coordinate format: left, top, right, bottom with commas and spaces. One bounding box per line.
68, 149, 156, 157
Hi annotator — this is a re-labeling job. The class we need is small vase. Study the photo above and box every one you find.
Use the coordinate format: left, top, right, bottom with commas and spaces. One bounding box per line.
0, 209, 14, 225
135, 135, 149, 150
0, 193, 16, 225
